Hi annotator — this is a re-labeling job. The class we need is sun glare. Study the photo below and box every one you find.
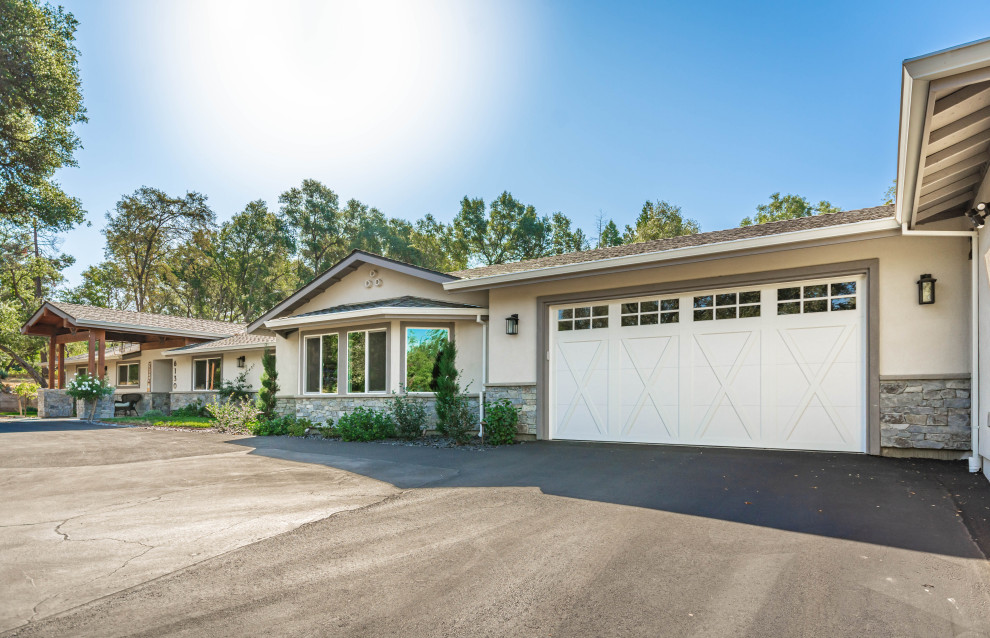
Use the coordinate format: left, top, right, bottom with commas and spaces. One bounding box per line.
140, 0, 537, 179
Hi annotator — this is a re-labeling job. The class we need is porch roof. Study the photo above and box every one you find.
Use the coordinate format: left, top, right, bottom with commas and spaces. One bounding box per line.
21, 301, 243, 344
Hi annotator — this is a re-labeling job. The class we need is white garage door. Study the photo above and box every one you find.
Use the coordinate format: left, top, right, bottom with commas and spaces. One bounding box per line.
549, 276, 866, 452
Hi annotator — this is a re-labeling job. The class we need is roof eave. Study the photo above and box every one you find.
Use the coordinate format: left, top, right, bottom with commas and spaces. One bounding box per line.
897, 37, 990, 227
164, 342, 274, 357
443, 216, 901, 290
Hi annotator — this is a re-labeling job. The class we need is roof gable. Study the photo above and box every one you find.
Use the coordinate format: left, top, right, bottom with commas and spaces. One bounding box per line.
246, 250, 459, 333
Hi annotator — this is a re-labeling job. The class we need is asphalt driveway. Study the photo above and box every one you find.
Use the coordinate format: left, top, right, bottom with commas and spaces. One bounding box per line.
2, 420, 989, 637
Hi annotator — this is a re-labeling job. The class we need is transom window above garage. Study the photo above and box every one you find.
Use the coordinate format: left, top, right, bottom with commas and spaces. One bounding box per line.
777, 281, 856, 315
693, 290, 760, 321
557, 305, 608, 331
620, 299, 679, 326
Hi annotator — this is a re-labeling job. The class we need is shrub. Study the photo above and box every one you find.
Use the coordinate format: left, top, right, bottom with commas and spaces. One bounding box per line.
336, 407, 395, 442
442, 393, 476, 444
218, 369, 254, 402
256, 347, 279, 421
251, 414, 318, 437
205, 399, 260, 433
66, 373, 114, 420
142, 409, 165, 419
172, 401, 210, 418
391, 388, 428, 439
483, 399, 519, 445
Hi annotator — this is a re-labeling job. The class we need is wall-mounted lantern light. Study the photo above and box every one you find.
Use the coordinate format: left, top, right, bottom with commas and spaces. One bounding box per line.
917, 274, 936, 305
506, 314, 519, 335
236, 356, 246, 368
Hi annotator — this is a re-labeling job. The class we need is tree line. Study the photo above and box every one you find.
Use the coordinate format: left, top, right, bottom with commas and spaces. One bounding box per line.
0, 0, 866, 385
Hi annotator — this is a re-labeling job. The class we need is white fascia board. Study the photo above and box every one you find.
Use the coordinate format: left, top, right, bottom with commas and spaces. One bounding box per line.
443, 217, 900, 290
163, 342, 274, 357
264, 306, 488, 330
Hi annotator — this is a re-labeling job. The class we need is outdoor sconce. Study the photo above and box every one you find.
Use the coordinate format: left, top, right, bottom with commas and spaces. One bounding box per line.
506, 314, 519, 335
917, 274, 936, 305
966, 202, 987, 229
236, 356, 246, 368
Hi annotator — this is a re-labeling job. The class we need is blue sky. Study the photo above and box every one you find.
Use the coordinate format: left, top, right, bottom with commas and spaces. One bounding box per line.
55, 0, 988, 286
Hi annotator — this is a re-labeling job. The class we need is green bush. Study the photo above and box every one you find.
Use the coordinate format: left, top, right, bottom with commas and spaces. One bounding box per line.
141, 409, 165, 419
172, 401, 210, 418
442, 393, 476, 444
251, 414, 317, 437
483, 399, 519, 445
432, 342, 459, 436
205, 399, 260, 433
337, 407, 395, 442
218, 369, 254, 402
391, 388, 428, 439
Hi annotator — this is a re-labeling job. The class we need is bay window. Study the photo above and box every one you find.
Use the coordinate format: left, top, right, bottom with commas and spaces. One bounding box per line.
304, 334, 339, 394
193, 357, 222, 390
347, 329, 386, 393
404, 327, 449, 392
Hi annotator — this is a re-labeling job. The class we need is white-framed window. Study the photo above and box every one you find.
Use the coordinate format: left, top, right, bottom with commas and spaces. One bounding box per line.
620, 298, 679, 326
304, 333, 339, 394
116, 362, 140, 387
404, 327, 449, 392
347, 329, 387, 393
193, 357, 222, 391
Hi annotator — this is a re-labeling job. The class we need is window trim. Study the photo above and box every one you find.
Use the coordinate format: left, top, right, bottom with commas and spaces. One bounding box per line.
400, 322, 455, 395
298, 323, 391, 396
192, 356, 223, 391
116, 362, 141, 387
302, 332, 342, 396
346, 328, 389, 394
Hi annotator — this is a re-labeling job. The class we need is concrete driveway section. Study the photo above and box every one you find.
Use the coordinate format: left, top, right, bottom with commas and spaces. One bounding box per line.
3, 422, 990, 637
0, 421, 398, 633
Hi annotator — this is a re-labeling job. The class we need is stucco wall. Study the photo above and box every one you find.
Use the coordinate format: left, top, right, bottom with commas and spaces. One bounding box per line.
169, 349, 266, 393
67, 347, 174, 392
484, 234, 972, 384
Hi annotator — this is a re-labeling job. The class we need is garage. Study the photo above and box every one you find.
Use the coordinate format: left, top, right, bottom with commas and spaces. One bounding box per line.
549, 276, 867, 452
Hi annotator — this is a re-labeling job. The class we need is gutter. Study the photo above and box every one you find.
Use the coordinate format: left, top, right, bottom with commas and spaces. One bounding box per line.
900, 223, 981, 472
476, 313, 487, 436
444, 217, 901, 290
264, 306, 489, 330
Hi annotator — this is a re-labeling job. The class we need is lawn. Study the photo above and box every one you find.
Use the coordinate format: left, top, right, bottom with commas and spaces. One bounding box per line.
0, 408, 38, 416
102, 415, 216, 428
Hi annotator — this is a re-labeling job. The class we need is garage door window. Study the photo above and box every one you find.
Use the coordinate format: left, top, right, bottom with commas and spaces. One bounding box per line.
558, 305, 608, 331
693, 290, 760, 321
621, 299, 678, 326
777, 281, 856, 315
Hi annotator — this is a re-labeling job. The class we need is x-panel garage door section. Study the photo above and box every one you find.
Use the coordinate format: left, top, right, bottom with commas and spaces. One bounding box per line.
549, 276, 866, 452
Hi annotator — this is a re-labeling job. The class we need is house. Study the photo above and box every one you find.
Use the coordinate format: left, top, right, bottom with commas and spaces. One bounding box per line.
23, 38, 990, 480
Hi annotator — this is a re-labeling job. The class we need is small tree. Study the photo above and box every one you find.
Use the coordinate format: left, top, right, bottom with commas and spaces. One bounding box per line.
14, 382, 40, 416
257, 347, 278, 422
432, 341, 459, 436
65, 372, 115, 421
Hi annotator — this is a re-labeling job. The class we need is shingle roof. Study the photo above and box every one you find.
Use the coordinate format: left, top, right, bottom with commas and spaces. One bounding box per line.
449, 205, 896, 280
64, 343, 140, 363
164, 332, 276, 354
291, 295, 483, 319
48, 302, 244, 336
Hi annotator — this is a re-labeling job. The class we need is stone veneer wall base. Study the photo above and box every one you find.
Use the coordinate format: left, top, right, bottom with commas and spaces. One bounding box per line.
484, 384, 537, 436
37, 389, 73, 418
880, 377, 970, 455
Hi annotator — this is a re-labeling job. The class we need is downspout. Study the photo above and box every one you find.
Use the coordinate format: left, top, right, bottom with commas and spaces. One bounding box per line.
900, 223, 981, 472
477, 314, 487, 437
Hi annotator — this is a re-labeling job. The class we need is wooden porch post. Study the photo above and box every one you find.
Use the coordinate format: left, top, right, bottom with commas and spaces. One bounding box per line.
88, 331, 96, 376
47, 335, 56, 389
96, 329, 106, 381
57, 343, 65, 389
